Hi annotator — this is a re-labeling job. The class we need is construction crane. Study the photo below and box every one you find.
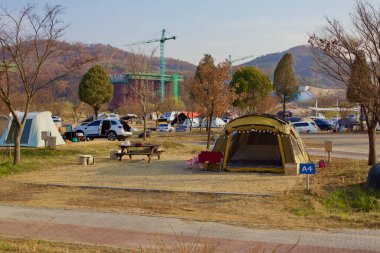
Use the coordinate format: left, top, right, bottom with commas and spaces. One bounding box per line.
125, 29, 176, 101
228, 54, 255, 79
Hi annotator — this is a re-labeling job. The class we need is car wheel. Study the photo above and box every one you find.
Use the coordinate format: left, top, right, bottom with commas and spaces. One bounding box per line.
107, 131, 117, 141
306, 130, 311, 133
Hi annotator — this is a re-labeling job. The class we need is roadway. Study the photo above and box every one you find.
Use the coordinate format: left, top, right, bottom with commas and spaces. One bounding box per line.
0, 205, 378, 252
302, 133, 380, 160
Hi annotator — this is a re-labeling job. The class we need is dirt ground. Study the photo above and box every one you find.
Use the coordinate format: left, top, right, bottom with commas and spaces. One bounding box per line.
3, 153, 302, 195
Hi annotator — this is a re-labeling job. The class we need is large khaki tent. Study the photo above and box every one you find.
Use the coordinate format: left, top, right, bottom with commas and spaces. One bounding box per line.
0, 111, 65, 147
212, 114, 310, 173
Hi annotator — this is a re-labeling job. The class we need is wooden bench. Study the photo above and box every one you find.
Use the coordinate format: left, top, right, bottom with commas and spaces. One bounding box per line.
116, 146, 164, 163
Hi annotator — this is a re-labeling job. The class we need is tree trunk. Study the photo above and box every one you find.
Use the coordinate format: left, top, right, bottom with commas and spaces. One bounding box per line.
143, 115, 147, 141
283, 93, 286, 119
360, 104, 364, 132
367, 125, 377, 166
206, 110, 213, 150
143, 104, 147, 141
13, 125, 22, 165
94, 106, 99, 120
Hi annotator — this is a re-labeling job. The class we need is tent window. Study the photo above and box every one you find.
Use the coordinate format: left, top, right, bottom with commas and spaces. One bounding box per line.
21, 119, 32, 144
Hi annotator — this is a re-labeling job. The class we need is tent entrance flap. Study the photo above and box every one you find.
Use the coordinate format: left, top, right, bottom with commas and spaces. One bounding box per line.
227, 132, 283, 167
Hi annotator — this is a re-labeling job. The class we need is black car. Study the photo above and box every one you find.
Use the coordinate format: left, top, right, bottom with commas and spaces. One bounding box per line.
313, 119, 333, 131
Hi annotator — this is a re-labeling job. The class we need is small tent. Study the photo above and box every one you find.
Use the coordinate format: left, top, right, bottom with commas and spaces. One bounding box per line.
201, 118, 226, 128
0, 111, 65, 147
212, 114, 310, 173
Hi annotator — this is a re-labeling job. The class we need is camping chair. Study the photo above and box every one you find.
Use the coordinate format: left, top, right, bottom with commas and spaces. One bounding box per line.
75, 132, 86, 142
197, 151, 224, 172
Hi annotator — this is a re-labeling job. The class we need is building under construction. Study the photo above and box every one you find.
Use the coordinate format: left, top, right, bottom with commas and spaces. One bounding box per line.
109, 73, 183, 109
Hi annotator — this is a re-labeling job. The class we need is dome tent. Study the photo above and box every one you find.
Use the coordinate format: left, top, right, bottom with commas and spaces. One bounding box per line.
212, 114, 310, 173
0, 111, 65, 147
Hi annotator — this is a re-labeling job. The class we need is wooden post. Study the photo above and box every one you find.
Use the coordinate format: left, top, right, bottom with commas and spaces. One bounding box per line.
325, 141, 333, 163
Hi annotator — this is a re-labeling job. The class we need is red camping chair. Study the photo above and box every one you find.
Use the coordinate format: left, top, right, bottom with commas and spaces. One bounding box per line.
197, 151, 224, 171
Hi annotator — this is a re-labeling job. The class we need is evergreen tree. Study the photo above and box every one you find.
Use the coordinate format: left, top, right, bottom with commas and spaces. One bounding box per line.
230, 66, 272, 113
273, 53, 298, 118
78, 65, 113, 119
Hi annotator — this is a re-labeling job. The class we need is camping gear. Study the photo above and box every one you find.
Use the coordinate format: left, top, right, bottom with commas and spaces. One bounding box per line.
212, 114, 310, 173
366, 164, 380, 191
318, 160, 326, 168
197, 151, 224, 171
0, 111, 65, 147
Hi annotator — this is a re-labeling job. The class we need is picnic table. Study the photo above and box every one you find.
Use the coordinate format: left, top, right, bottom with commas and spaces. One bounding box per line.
116, 143, 163, 163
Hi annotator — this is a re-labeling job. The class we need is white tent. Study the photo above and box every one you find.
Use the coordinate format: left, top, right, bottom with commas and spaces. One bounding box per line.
201, 118, 226, 128
0, 111, 65, 147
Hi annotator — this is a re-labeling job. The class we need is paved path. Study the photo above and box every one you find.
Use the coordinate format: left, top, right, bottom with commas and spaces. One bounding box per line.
303, 133, 380, 160
0, 205, 379, 252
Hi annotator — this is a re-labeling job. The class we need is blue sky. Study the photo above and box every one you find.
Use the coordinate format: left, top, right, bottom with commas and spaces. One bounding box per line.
3, 0, 380, 64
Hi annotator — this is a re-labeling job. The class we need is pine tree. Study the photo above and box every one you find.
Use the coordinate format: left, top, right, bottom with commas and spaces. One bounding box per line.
78, 65, 113, 119
273, 53, 298, 118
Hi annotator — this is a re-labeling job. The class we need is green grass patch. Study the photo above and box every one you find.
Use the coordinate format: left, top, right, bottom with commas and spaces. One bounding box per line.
0, 142, 120, 178
322, 185, 380, 213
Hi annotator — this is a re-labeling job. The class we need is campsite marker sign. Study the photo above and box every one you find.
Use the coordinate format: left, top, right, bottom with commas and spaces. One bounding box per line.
299, 163, 316, 192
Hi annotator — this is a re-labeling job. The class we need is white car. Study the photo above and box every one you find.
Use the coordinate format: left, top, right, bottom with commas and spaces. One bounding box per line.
52, 116, 62, 127
156, 123, 175, 132
74, 119, 132, 141
292, 121, 318, 134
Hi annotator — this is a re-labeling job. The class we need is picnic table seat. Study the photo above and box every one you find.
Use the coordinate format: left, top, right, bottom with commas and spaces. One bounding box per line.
116, 145, 164, 163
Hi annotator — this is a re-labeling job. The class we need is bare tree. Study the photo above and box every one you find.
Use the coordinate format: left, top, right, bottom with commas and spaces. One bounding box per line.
127, 49, 157, 140
309, 1, 380, 165
0, 4, 92, 164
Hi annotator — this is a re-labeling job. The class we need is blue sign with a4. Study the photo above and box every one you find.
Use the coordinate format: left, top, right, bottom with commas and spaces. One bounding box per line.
299, 163, 316, 174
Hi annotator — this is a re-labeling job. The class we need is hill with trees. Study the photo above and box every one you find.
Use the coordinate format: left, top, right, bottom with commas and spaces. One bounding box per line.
242, 45, 344, 88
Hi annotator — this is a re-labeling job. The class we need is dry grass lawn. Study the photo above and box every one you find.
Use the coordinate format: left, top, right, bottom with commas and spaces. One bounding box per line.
0, 236, 130, 253
0, 133, 378, 231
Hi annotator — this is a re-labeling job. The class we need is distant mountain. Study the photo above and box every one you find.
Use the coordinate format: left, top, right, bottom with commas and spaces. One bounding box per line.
242, 45, 344, 88
37, 42, 197, 102
84, 43, 196, 77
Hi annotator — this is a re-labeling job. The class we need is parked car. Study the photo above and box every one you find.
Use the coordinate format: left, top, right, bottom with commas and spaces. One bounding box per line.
333, 118, 359, 133
292, 121, 318, 133
156, 123, 175, 132
347, 114, 358, 120
73, 119, 132, 141
332, 115, 340, 123
285, 117, 302, 123
277, 110, 293, 118
52, 116, 62, 127
310, 113, 326, 120
175, 118, 200, 132
313, 119, 333, 131
158, 111, 177, 123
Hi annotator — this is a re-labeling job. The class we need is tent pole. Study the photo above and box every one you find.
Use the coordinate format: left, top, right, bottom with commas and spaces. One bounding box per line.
223, 134, 231, 170
277, 134, 286, 168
